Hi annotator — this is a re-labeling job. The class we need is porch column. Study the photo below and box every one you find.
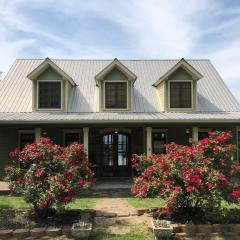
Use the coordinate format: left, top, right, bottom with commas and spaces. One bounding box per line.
35, 128, 42, 142
146, 127, 152, 155
192, 126, 199, 144
83, 127, 89, 157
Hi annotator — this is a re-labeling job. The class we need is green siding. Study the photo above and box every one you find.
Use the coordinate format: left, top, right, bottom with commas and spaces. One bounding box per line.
37, 66, 63, 80
168, 67, 193, 80
103, 68, 128, 80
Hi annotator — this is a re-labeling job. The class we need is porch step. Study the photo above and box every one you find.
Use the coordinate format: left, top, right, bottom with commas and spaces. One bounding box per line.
80, 178, 133, 197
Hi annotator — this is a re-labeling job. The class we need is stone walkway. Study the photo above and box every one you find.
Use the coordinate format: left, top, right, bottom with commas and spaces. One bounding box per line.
94, 197, 137, 217
0, 181, 9, 192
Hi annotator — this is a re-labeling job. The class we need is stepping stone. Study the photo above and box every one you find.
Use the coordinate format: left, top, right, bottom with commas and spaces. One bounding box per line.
45, 227, 62, 237
13, 229, 30, 238
30, 228, 46, 237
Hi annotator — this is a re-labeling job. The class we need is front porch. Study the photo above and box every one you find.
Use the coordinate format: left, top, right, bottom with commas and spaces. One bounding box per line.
0, 123, 238, 179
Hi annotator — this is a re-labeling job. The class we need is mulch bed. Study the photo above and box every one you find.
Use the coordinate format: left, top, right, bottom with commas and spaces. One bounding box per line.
0, 209, 94, 230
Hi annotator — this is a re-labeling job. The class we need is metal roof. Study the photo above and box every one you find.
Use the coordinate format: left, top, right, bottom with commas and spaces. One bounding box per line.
0, 59, 239, 122
0, 112, 240, 123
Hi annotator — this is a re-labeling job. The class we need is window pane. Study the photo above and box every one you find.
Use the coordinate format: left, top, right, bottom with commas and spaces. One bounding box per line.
20, 133, 35, 149
152, 132, 167, 154
38, 82, 61, 109
170, 82, 192, 108
105, 82, 127, 109
198, 132, 209, 141
65, 132, 81, 146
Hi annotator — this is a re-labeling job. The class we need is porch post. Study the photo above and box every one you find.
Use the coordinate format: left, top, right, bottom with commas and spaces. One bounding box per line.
192, 126, 199, 143
146, 127, 152, 155
35, 128, 41, 142
83, 127, 89, 157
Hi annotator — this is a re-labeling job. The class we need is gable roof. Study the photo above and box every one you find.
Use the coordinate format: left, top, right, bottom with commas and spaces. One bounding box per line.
153, 58, 203, 87
27, 58, 76, 86
95, 58, 137, 86
0, 59, 239, 116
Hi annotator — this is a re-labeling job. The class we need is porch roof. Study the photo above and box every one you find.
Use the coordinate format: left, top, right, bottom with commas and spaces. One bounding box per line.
0, 111, 240, 123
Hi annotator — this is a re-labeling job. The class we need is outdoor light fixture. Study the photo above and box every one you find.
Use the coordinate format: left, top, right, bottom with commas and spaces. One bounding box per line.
114, 129, 118, 134
185, 129, 191, 134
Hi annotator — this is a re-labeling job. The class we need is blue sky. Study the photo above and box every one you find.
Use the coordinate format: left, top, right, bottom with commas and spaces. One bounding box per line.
0, 0, 240, 101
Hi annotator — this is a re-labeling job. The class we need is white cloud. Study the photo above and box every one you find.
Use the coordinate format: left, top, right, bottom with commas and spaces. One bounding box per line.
0, 0, 239, 102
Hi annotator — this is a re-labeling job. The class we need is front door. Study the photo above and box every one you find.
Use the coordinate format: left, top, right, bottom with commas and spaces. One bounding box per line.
101, 132, 131, 177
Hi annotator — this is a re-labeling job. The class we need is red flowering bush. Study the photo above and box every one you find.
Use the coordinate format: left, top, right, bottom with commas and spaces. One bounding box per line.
5, 137, 93, 215
132, 131, 240, 215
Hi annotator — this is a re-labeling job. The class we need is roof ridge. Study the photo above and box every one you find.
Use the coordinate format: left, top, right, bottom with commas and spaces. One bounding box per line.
15, 58, 211, 61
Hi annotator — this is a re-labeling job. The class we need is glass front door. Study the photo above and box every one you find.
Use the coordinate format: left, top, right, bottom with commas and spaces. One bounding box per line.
102, 133, 130, 177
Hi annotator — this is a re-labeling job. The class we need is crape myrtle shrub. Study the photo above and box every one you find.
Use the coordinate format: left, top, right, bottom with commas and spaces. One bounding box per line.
131, 131, 240, 218
5, 137, 93, 214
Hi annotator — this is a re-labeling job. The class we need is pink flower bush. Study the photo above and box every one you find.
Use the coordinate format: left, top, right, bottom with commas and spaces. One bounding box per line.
132, 131, 240, 212
5, 138, 93, 213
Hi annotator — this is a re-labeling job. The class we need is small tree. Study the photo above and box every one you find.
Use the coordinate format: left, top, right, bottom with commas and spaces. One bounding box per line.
132, 131, 240, 217
5, 137, 93, 215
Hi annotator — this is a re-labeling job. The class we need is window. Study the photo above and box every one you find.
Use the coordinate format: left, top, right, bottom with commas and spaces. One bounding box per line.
19, 131, 35, 150
18, 131, 35, 169
64, 130, 81, 146
237, 130, 240, 160
169, 81, 192, 108
152, 130, 167, 154
105, 82, 127, 109
38, 81, 62, 109
198, 129, 211, 141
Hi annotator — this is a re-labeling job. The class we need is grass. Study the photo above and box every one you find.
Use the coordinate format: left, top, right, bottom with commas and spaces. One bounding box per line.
124, 197, 166, 209
93, 225, 154, 240
0, 195, 96, 209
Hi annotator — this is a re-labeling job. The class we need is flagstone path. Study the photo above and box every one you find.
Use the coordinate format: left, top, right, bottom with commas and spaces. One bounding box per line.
94, 197, 137, 217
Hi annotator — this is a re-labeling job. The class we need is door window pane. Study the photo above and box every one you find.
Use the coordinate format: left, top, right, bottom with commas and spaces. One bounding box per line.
38, 82, 61, 109
105, 82, 127, 109
152, 132, 167, 154
103, 134, 114, 166
170, 82, 192, 108
117, 134, 128, 166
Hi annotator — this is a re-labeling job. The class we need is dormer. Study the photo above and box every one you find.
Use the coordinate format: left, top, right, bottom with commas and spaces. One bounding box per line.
95, 58, 137, 112
153, 58, 203, 111
27, 58, 76, 112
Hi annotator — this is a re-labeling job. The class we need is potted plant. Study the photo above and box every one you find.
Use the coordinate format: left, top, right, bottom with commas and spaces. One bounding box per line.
71, 221, 92, 239
152, 219, 173, 240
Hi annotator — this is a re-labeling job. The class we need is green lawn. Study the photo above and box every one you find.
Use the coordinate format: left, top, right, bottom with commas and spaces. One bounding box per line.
0, 196, 96, 209
125, 197, 165, 209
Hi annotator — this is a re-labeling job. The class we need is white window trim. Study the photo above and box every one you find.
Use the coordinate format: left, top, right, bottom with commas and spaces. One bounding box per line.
168, 80, 194, 110
37, 80, 63, 111
63, 129, 82, 146
103, 80, 129, 111
18, 130, 35, 150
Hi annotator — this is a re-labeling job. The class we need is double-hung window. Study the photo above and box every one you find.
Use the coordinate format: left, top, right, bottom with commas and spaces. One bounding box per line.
152, 130, 167, 154
104, 82, 127, 109
169, 81, 192, 109
38, 81, 62, 109
64, 130, 82, 146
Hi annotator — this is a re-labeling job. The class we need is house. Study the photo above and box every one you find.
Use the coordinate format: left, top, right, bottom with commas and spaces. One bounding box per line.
0, 58, 240, 179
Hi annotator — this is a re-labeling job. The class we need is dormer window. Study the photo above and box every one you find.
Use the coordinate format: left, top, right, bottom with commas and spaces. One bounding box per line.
105, 82, 127, 109
38, 81, 62, 109
95, 58, 137, 112
153, 58, 203, 112
27, 58, 76, 112
169, 81, 192, 109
